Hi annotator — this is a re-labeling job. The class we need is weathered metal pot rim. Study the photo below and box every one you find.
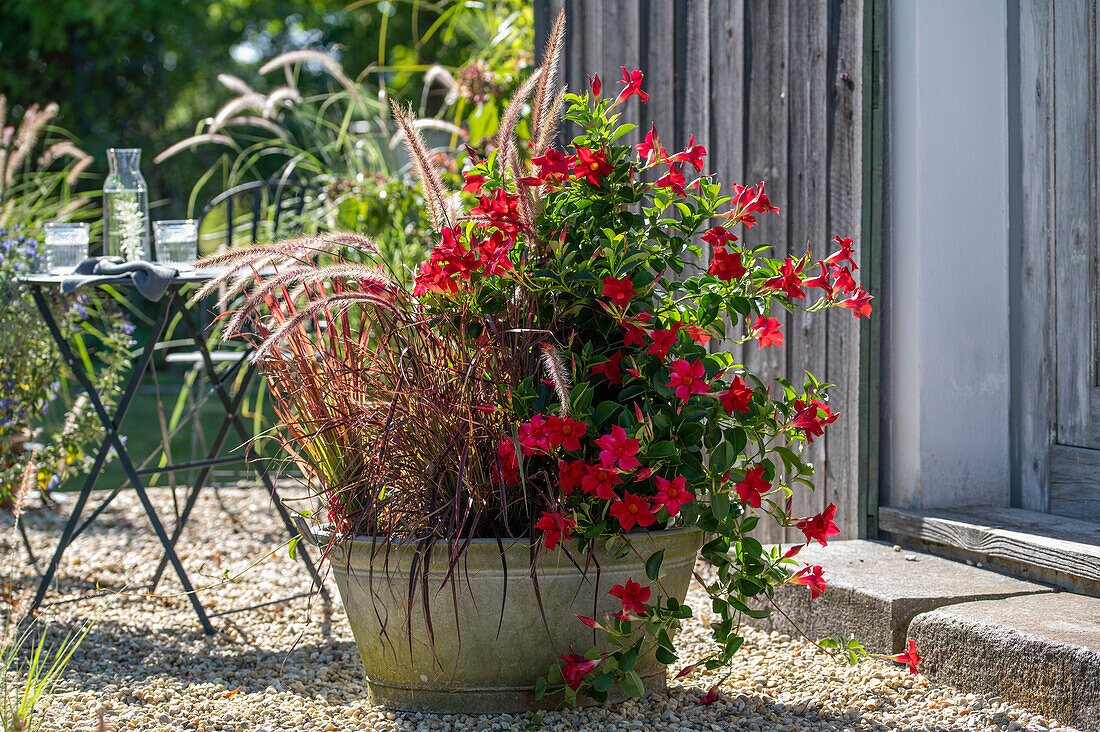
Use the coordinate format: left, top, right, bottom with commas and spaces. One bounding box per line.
311, 524, 701, 546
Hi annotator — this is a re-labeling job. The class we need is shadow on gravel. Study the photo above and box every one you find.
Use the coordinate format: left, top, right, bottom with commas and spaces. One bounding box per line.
14, 615, 361, 695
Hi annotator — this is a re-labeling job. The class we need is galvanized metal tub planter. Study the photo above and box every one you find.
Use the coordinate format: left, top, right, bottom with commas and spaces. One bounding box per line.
313, 527, 703, 714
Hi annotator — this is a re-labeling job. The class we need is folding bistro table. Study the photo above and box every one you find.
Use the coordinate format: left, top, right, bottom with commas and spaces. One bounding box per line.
20, 270, 321, 634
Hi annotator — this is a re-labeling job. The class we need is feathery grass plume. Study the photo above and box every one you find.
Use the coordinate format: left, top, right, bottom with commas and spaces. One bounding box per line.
497, 70, 542, 231
5, 103, 58, 186
13, 456, 35, 518
58, 197, 91, 218
533, 88, 567, 163
227, 262, 395, 338
390, 100, 452, 231
423, 65, 459, 105
539, 343, 572, 417
219, 116, 289, 139
212, 93, 267, 129
0, 95, 7, 133
259, 49, 357, 93
318, 231, 380, 255
217, 73, 253, 96
36, 141, 94, 185
188, 238, 319, 303
37, 141, 84, 168
193, 235, 350, 310
262, 86, 303, 118
153, 134, 236, 164
254, 291, 398, 361
531, 8, 566, 155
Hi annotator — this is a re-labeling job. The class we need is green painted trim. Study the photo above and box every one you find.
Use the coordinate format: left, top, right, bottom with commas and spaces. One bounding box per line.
859, 0, 886, 539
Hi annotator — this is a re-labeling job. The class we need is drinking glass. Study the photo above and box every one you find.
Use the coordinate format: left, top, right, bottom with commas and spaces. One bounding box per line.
44, 223, 90, 274
153, 220, 199, 267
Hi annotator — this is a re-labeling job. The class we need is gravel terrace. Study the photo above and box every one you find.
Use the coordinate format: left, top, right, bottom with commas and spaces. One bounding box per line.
1, 487, 1078, 732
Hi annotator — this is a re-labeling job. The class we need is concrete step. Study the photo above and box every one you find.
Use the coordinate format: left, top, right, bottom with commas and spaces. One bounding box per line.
750, 539, 1052, 654
909, 593, 1100, 730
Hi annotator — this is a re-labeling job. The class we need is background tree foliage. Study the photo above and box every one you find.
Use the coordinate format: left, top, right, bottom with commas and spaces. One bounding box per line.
0, 0, 500, 215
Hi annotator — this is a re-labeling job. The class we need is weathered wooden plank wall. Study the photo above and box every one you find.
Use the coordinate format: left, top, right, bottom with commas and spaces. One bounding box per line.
534, 0, 867, 542
1016, 0, 1100, 521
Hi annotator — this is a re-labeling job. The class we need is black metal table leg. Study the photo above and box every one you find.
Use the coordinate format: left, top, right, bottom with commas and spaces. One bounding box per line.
25, 289, 163, 617
28, 287, 216, 634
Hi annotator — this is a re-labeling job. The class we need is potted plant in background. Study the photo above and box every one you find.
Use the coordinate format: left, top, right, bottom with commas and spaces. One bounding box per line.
201, 11, 891, 714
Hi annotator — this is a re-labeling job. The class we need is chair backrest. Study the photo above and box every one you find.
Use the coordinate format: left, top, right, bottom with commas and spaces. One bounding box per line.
197, 179, 311, 255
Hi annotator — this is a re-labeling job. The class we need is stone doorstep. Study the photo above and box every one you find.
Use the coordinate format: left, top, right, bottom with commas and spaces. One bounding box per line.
909, 594, 1100, 731
743, 539, 1100, 730
747, 539, 1053, 655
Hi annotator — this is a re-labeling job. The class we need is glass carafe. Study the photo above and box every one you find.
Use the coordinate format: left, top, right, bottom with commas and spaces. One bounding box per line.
102, 148, 150, 260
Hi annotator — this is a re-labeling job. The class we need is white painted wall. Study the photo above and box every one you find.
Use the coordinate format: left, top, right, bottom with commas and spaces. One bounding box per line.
883, 1, 1010, 509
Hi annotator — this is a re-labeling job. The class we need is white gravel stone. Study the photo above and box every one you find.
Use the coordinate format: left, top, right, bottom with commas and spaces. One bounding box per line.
1, 488, 1083, 731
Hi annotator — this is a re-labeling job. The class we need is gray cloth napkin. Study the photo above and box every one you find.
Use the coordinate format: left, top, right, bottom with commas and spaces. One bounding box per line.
61, 257, 179, 301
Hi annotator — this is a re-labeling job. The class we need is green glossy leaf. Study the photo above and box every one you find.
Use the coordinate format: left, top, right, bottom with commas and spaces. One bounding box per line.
645, 549, 665, 582
647, 440, 676, 458
679, 421, 705, 447
620, 670, 645, 698
534, 676, 548, 700
711, 490, 730, 521
593, 673, 616, 692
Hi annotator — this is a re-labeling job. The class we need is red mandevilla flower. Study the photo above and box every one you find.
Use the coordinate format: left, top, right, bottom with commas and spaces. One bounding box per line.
546, 416, 588, 451
653, 475, 694, 516
763, 256, 806, 300
791, 564, 827, 599
655, 162, 687, 197
496, 439, 519, 486
609, 492, 657, 531
891, 639, 922, 675
735, 466, 770, 508
559, 459, 589, 494
635, 124, 665, 166
581, 464, 622, 500
621, 311, 653, 347
588, 72, 602, 97
839, 288, 874, 318
796, 504, 841, 546
647, 325, 681, 360
595, 425, 642, 471
801, 260, 836, 298
573, 147, 613, 186
701, 225, 736, 248
669, 134, 707, 173
708, 247, 747, 282
825, 235, 858, 270
590, 349, 623, 385
609, 578, 651, 614
529, 147, 575, 185
720, 377, 754, 414
752, 316, 784, 349
612, 66, 649, 107
470, 188, 522, 235
790, 398, 838, 443
667, 359, 709, 402
602, 276, 636, 307
560, 653, 600, 690
461, 171, 485, 194
830, 263, 858, 294
697, 686, 720, 706
517, 414, 551, 455
535, 511, 577, 550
